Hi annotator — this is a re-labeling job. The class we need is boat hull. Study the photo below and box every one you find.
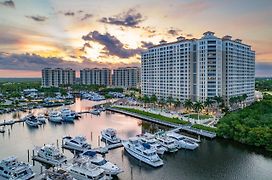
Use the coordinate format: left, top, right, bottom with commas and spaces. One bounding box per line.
48, 117, 62, 123
122, 141, 163, 168
32, 155, 67, 166
25, 121, 39, 128
101, 133, 121, 144
176, 141, 198, 150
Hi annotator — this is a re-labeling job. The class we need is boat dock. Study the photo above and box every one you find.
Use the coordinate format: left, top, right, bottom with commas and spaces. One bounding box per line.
93, 142, 123, 154
0, 119, 25, 126
106, 107, 216, 139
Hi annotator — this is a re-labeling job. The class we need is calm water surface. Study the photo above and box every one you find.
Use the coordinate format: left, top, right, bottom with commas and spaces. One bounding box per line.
0, 98, 272, 180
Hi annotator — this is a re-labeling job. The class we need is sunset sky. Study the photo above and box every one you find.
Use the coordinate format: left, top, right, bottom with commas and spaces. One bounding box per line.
0, 0, 271, 77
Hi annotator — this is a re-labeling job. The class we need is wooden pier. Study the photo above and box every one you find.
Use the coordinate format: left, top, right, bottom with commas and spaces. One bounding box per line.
0, 119, 25, 126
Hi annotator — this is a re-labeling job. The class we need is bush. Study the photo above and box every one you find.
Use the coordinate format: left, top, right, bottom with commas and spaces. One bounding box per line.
192, 124, 217, 133
217, 94, 272, 151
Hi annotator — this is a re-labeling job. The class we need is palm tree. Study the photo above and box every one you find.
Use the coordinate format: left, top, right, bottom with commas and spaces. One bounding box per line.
167, 96, 174, 108
143, 95, 150, 107
241, 94, 248, 108
158, 99, 166, 111
193, 101, 204, 121
184, 99, 193, 112
174, 99, 181, 110
150, 94, 157, 107
213, 96, 223, 112
204, 97, 213, 113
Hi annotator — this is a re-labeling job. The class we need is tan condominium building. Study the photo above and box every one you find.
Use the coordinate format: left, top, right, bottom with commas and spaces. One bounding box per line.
42, 68, 76, 87
112, 67, 141, 88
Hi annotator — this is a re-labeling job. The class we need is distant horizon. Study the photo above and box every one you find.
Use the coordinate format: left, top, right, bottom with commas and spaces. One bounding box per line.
0, 0, 272, 77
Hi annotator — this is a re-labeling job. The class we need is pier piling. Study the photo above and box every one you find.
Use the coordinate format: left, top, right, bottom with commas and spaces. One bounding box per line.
32, 150, 35, 166
27, 149, 30, 162
98, 135, 100, 146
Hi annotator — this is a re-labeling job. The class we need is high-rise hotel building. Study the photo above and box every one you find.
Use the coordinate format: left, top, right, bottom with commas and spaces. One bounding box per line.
42, 68, 76, 87
141, 31, 255, 104
112, 67, 140, 88
80, 68, 111, 86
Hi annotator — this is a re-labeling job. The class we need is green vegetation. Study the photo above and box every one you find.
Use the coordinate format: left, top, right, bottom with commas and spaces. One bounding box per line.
0, 82, 41, 94
99, 87, 123, 93
188, 114, 213, 119
217, 94, 272, 151
192, 124, 217, 133
255, 79, 272, 92
113, 106, 189, 125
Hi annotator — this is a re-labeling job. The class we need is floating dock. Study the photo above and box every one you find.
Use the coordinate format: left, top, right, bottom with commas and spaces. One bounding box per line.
0, 119, 25, 126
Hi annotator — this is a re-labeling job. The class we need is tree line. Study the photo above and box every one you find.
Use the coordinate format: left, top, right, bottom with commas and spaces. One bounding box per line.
217, 94, 272, 151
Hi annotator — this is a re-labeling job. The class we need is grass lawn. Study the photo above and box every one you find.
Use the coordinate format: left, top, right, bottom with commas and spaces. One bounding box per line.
188, 114, 213, 119
113, 106, 189, 125
192, 124, 217, 133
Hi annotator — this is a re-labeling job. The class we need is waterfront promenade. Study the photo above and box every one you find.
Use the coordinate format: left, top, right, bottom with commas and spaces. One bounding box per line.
107, 107, 216, 139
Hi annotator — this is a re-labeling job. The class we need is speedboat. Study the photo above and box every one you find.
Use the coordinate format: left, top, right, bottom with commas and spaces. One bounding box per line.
90, 109, 100, 115
138, 133, 167, 155
80, 150, 122, 176
34, 144, 67, 166
0, 156, 35, 179
101, 128, 121, 144
37, 114, 47, 124
62, 135, 91, 152
48, 111, 62, 123
67, 157, 109, 180
122, 137, 164, 167
25, 114, 39, 127
166, 132, 199, 150
61, 108, 75, 122
156, 135, 178, 153
42, 167, 74, 180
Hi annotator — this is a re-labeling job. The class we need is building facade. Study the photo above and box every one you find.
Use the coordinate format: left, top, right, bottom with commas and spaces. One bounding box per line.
222, 36, 255, 103
80, 68, 111, 86
141, 31, 255, 104
112, 67, 140, 88
42, 68, 76, 87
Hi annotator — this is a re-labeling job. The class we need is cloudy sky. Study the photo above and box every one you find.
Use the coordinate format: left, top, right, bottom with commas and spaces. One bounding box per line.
0, 0, 271, 77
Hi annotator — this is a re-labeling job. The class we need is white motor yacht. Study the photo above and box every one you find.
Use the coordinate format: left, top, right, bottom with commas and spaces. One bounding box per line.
101, 128, 121, 144
166, 132, 199, 150
138, 133, 167, 155
80, 150, 122, 176
67, 157, 109, 180
48, 111, 62, 123
0, 156, 35, 180
37, 114, 47, 124
25, 114, 39, 127
61, 108, 75, 122
42, 167, 74, 180
62, 136, 91, 152
122, 137, 164, 167
34, 144, 67, 166
90, 109, 101, 115
156, 135, 178, 153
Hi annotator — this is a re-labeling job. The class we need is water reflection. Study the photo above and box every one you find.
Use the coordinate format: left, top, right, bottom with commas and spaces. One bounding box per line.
0, 98, 272, 180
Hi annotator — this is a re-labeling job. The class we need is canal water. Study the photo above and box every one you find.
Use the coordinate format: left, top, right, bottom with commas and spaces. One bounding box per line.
0, 98, 272, 180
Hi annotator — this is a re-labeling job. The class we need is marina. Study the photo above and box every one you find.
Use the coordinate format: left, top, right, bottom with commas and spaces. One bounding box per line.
0, 98, 272, 180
